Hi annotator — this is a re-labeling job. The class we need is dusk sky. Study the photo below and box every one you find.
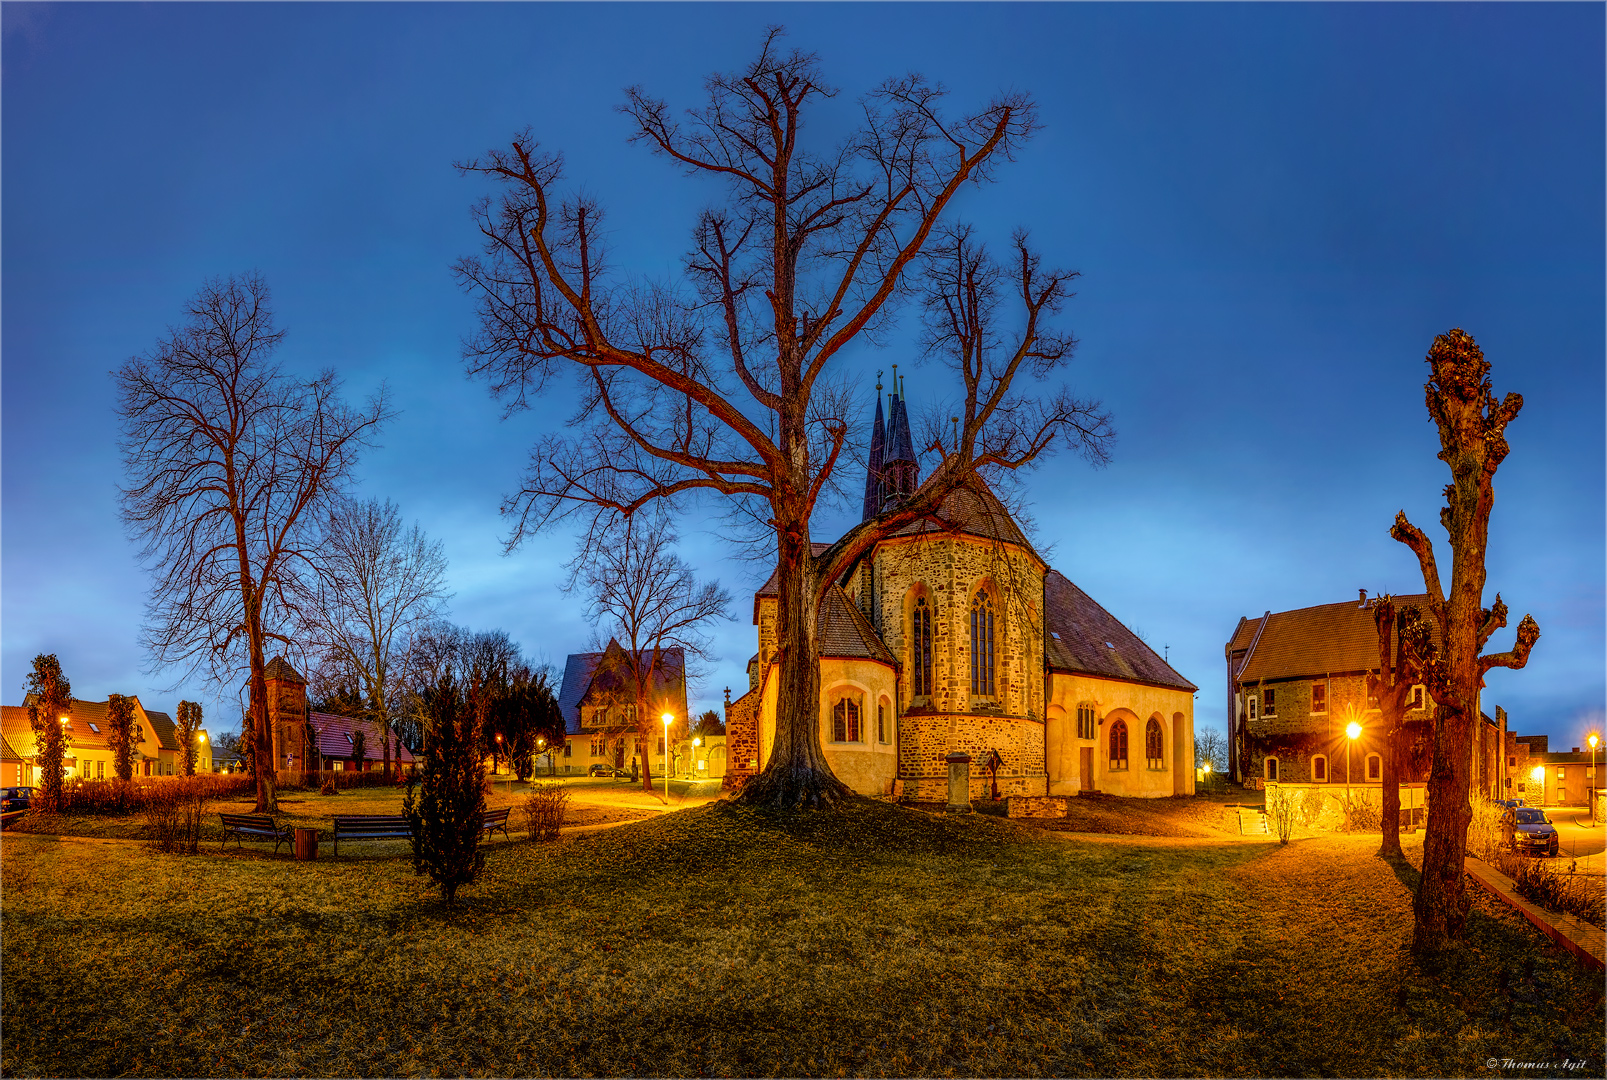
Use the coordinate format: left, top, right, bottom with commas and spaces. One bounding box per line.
4, 3, 1602, 751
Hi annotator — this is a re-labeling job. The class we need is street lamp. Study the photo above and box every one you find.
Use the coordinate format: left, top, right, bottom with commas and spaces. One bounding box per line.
537, 736, 547, 778
1589, 733, 1601, 819
495, 732, 503, 776
661, 713, 673, 801
692, 735, 702, 779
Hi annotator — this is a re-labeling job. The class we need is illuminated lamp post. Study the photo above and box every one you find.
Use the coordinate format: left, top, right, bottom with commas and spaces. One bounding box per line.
1345, 719, 1362, 825
1588, 732, 1601, 821
537, 736, 547, 778
661, 713, 673, 801
495, 732, 503, 777
692, 736, 702, 780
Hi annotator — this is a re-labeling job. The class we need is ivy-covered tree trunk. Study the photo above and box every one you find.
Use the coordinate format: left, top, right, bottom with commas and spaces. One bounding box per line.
1366, 598, 1431, 860
1392, 330, 1539, 953
107, 693, 138, 782
25, 654, 74, 811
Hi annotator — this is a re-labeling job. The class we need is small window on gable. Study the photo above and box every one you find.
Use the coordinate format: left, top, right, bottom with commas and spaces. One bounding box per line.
1312, 755, 1327, 782
1311, 681, 1328, 714
1262, 689, 1276, 717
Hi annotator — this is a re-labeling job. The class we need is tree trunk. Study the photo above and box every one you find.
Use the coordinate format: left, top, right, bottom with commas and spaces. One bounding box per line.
1378, 718, 1404, 859
736, 516, 850, 810
249, 640, 278, 814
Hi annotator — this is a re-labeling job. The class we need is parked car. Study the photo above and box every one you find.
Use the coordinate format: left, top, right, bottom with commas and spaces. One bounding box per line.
0, 787, 35, 812
588, 764, 627, 778
1501, 806, 1559, 857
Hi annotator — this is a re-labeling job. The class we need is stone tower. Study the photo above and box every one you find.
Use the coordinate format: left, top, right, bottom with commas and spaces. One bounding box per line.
264, 656, 309, 773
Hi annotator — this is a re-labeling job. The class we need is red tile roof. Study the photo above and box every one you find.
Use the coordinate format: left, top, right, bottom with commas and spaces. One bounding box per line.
818, 585, 897, 666
1232, 595, 1441, 683
309, 712, 414, 764
887, 479, 1036, 552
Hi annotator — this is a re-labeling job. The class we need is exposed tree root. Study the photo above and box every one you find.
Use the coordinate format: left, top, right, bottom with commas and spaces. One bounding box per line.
734, 764, 853, 811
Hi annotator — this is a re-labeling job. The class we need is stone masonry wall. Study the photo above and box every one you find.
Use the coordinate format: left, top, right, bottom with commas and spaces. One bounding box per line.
723, 686, 762, 791
869, 533, 1045, 722
1241, 671, 1430, 783
899, 711, 1046, 801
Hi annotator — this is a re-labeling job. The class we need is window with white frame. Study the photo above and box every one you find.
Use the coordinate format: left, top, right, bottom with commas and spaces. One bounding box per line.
1311, 681, 1328, 714
1263, 688, 1277, 716
1265, 756, 1279, 781
1247, 694, 1258, 721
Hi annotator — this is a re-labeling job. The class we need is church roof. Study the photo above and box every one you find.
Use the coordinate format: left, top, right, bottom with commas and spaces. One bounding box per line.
888, 479, 1036, 553
1231, 594, 1439, 684
1044, 572, 1197, 692
264, 656, 307, 684
819, 586, 897, 666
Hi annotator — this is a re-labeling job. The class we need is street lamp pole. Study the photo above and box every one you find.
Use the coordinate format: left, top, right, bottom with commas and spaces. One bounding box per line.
1345, 719, 1362, 826
661, 713, 673, 802
1588, 732, 1600, 821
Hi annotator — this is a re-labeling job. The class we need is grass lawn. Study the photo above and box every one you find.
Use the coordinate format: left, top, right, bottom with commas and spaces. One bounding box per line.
3, 797, 1602, 1077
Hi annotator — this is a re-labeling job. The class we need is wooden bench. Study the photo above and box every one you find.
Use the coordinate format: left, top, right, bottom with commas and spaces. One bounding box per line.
331, 814, 413, 856
482, 806, 511, 841
220, 813, 292, 855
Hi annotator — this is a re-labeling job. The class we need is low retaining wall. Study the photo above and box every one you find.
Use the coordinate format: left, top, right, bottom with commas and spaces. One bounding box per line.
1007, 795, 1069, 819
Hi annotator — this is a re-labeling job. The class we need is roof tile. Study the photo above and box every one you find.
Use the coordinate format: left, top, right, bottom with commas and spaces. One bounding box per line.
1045, 572, 1197, 692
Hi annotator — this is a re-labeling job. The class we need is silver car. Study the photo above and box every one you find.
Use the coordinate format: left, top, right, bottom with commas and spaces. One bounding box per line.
1501, 807, 1559, 857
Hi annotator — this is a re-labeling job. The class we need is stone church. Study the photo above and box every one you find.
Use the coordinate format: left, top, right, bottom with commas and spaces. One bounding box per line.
725, 384, 1198, 802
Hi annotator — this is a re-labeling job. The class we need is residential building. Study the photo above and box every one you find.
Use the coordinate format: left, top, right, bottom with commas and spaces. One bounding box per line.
725, 384, 1197, 801
1, 697, 171, 783
556, 640, 690, 777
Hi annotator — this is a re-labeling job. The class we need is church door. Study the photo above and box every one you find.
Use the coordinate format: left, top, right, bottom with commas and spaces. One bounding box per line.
1079, 747, 1093, 791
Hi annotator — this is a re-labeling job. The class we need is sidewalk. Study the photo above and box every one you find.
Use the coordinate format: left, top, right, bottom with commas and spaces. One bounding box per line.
1465, 855, 1604, 972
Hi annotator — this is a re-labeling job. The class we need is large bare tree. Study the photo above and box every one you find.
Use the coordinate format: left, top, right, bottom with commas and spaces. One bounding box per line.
577, 513, 732, 794
1391, 329, 1540, 952
306, 497, 450, 779
116, 274, 389, 812
455, 32, 1113, 808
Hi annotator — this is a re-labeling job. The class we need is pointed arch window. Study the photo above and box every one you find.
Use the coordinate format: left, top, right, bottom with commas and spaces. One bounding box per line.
1109, 719, 1129, 771
970, 590, 995, 696
1145, 718, 1165, 770
832, 697, 861, 743
911, 596, 933, 697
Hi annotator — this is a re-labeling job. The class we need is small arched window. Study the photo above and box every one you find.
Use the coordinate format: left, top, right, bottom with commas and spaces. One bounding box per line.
1145, 718, 1165, 770
832, 697, 861, 743
877, 699, 889, 744
1312, 754, 1328, 782
911, 596, 934, 698
1109, 719, 1129, 771
970, 590, 995, 696
1265, 756, 1279, 782
1077, 704, 1096, 740
1367, 754, 1381, 781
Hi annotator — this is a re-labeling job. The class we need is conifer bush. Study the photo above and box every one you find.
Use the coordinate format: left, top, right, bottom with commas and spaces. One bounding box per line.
402, 676, 486, 904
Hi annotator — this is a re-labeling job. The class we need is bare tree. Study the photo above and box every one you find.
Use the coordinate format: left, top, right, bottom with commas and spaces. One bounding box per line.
306, 498, 450, 780
576, 513, 731, 794
116, 274, 389, 813
1391, 329, 1540, 952
1193, 727, 1227, 773
455, 31, 1113, 809
1365, 597, 1432, 859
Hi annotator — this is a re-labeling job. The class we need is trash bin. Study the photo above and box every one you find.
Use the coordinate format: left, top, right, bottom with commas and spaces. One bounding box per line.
294, 826, 319, 861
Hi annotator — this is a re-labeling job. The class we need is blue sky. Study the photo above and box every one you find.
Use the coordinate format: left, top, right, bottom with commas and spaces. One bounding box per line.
4, 3, 1602, 750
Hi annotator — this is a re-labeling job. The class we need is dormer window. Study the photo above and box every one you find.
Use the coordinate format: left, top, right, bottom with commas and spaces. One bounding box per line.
88, 722, 101, 734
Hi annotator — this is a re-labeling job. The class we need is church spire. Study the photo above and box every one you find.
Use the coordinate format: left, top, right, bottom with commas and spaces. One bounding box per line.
861, 372, 886, 521
882, 366, 918, 507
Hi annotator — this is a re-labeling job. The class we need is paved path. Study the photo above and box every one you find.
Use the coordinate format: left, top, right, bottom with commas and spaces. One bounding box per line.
1465, 854, 1605, 972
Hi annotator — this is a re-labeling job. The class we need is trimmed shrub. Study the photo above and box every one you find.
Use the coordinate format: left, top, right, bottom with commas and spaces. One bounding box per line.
402, 676, 486, 904
522, 783, 570, 841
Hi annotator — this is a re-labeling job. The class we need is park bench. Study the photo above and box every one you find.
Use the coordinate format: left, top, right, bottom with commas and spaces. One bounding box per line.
482, 806, 511, 841
331, 814, 413, 856
220, 813, 293, 855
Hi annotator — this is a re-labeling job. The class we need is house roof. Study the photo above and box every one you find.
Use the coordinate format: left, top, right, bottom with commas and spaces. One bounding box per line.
308, 712, 414, 763
1232, 595, 1441, 684
1, 706, 32, 761
556, 643, 688, 735
1044, 572, 1197, 692
754, 543, 835, 615
818, 585, 897, 666
146, 710, 181, 752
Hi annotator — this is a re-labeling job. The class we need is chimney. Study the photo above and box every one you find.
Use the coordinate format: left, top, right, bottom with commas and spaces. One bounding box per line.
1358, 588, 1367, 608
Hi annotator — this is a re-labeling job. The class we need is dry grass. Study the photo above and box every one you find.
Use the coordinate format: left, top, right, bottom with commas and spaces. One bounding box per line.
2, 799, 1602, 1077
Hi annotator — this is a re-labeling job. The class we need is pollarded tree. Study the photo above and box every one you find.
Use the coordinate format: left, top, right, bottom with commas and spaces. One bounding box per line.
455, 31, 1113, 809
1364, 596, 1433, 859
1391, 329, 1540, 952
175, 700, 203, 776
116, 274, 389, 813
106, 694, 139, 782
24, 655, 73, 810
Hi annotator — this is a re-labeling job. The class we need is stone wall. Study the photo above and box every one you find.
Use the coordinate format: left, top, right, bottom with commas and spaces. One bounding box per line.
722, 686, 762, 791
1007, 795, 1070, 818
1239, 671, 1431, 785
898, 710, 1046, 801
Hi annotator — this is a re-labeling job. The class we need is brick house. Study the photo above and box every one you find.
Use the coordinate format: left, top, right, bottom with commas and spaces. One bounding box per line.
726, 384, 1198, 802
1226, 593, 1510, 801
556, 640, 690, 777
